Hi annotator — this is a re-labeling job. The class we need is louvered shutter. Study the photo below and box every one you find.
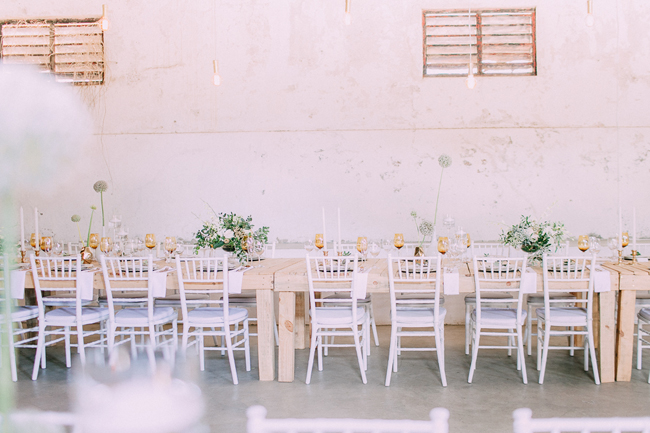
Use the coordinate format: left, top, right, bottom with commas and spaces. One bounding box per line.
1, 23, 51, 71
54, 22, 104, 84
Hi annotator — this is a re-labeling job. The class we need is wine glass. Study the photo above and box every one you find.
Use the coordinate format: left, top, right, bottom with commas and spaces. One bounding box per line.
607, 237, 619, 260
622, 232, 630, 248
175, 240, 185, 257
589, 237, 601, 257
145, 234, 156, 252
164, 237, 177, 263
52, 242, 63, 256
368, 241, 381, 258
578, 235, 590, 254
315, 234, 324, 252
30, 233, 37, 250
100, 237, 113, 255
437, 237, 449, 255
89, 233, 100, 250
393, 233, 404, 256
356, 237, 368, 260
253, 240, 265, 261
381, 239, 392, 253
304, 239, 315, 252
443, 215, 455, 235
40, 237, 53, 255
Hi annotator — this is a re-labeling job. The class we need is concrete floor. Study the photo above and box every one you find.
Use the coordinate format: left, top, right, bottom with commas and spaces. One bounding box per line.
11, 325, 650, 433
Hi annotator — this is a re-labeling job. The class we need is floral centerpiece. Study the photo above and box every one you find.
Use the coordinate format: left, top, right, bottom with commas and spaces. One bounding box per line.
194, 212, 269, 264
411, 211, 434, 251
500, 215, 566, 264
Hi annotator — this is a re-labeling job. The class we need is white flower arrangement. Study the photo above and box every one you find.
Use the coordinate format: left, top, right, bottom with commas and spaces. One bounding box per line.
411, 211, 434, 248
500, 215, 566, 263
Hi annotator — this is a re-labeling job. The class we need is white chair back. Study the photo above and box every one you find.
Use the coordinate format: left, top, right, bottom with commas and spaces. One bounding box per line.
473, 256, 527, 324
101, 256, 154, 322
387, 255, 443, 325
471, 241, 509, 258
541, 254, 596, 323
305, 254, 359, 323
175, 256, 230, 322
30, 255, 84, 315
513, 408, 650, 433
246, 405, 450, 433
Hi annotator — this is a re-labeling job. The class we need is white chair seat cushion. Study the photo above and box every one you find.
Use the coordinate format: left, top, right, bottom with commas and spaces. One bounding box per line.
527, 294, 576, 305
45, 307, 109, 325
43, 294, 94, 307
471, 308, 527, 326
186, 307, 248, 325
638, 308, 650, 322
536, 307, 588, 325
0, 306, 39, 323
312, 307, 367, 325
324, 293, 371, 304
115, 307, 176, 326
395, 307, 447, 325
397, 295, 445, 306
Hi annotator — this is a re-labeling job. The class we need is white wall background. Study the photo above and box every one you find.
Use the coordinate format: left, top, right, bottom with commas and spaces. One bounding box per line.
2, 0, 650, 245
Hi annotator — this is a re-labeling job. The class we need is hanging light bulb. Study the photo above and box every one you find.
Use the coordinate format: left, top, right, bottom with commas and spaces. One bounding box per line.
212, 60, 221, 86
344, 0, 352, 25
585, 0, 594, 26
100, 5, 109, 31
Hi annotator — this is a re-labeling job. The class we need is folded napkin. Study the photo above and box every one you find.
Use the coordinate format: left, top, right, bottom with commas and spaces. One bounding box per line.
150, 267, 172, 298
229, 268, 245, 294
521, 268, 538, 294
593, 266, 611, 293
76, 271, 95, 301
353, 269, 370, 300
443, 268, 459, 295
10, 269, 28, 300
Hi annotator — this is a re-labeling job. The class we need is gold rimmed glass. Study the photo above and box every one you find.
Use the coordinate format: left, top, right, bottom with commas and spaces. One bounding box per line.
145, 234, 156, 251
100, 237, 113, 254
89, 233, 100, 250
164, 237, 177, 263
437, 237, 449, 255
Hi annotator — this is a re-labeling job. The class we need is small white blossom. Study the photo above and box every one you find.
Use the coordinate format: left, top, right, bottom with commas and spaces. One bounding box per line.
438, 154, 452, 168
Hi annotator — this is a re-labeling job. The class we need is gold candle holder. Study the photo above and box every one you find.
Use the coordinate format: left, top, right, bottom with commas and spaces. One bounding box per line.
631, 250, 639, 265
20, 249, 27, 263
617, 250, 623, 265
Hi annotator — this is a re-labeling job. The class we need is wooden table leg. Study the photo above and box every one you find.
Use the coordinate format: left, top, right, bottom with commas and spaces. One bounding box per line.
278, 292, 296, 382
256, 289, 275, 381
294, 292, 307, 350
616, 290, 636, 381
598, 290, 616, 383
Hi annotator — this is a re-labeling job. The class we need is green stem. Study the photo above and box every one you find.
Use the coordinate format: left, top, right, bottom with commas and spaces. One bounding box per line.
76, 222, 83, 243
433, 168, 445, 227
100, 191, 105, 228
87, 209, 94, 247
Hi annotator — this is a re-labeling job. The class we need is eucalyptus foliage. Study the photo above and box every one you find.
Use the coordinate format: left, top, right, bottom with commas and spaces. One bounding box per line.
500, 215, 566, 263
194, 212, 269, 263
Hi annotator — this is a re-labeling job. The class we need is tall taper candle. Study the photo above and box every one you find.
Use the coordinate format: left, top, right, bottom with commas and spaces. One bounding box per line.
633, 207, 637, 251
337, 207, 341, 252
322, 207, 327, 252
20, 206, 25, 250
34, 207, 40, 250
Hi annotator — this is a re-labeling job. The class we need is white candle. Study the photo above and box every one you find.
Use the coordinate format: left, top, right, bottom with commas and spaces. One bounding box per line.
322, 207, 327, 252
337, 207, 342, 251
633, 207, 637, 251
34, 207, 39, 251
20, 206, 25, 250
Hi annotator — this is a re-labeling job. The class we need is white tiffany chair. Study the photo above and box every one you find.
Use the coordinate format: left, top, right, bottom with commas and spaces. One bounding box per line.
633, 240, 650, 342
246, 405, 450, 433
469, 255, 528, 384
0, 255, 39, 381
385, 254, 446, 387
536, 254, 599, 385
512, 408, 650, 433
175, 256, 251, 384
101, 256, 177, 368
30, 255, 108, 380
305, 254, 368, 384
465, 241, 513, 355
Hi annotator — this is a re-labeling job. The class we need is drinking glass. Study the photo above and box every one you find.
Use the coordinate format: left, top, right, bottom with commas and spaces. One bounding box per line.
176, 240, 185, 256
315, 234, 324, 251
100, 237, 113, 254
381, 239, 392, 253
52, 242, 63, 256
607, 237, 619, 260
304, 239, 315, 252
30, 233, 37, 250
437, 237, 449, 255
357, 237, 368, 260
578, 235, 590, 253
589, 237, 601, 257
145, 234, 156, 251
89, 233, 100, 250
622, 232, 630, 248
40, 237, 53, 255
164, 237, 177, 263
368, 241, 381, 258
393, 234, 404, 257
253, 240, 265, 261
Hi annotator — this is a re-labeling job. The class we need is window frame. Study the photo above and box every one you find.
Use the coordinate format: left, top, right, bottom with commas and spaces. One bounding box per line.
422, 8, 537, 78
0, 17, 105, 85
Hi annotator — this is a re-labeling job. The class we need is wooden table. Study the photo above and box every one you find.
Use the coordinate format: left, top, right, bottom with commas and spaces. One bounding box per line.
602, 262, 650, 381
273, 258, 618, 383
18, 258, 302, 382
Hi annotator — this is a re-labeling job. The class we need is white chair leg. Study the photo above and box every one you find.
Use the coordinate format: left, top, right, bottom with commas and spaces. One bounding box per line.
244, 320, 251, 372
305, 331, 318, 384
569, 327, 575, 356
587, 324, 600, 385
224, 329, 239, 385
468, 326, 480, 383
526, 304, 533, 356
32, 326, 46, 381
65, 326, 72, 368
465, 303, 471, 355
385, 326, 397, 386
8, 328, 18, 382
352, 326, 367, 384
76, 325, 86, 366
508, 331, 513, 357
436, 325, 447, 387
637, 324, 643, 370
517, 327, 527, 384
584, 336, 589, 371
369, 302, 379, 346
538, 325, 551, 384
317, 332, 323, 371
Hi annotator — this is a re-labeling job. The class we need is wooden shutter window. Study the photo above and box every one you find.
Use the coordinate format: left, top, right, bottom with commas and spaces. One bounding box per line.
0, 23, 51, 71
423, 8, 536, 78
